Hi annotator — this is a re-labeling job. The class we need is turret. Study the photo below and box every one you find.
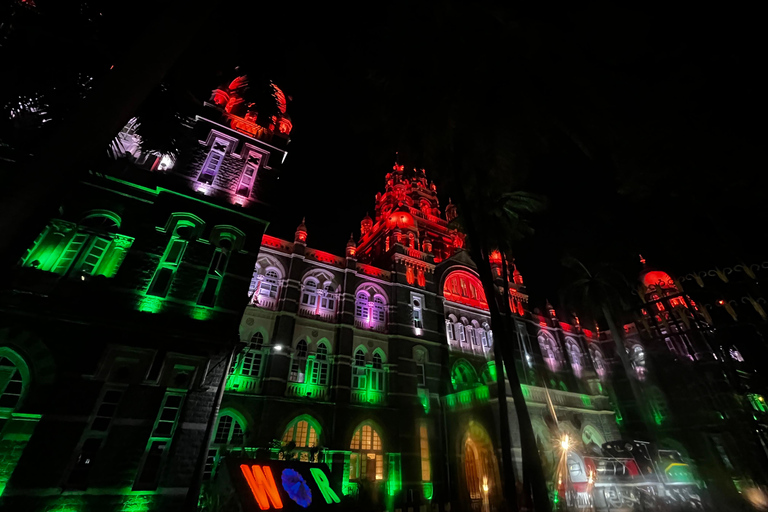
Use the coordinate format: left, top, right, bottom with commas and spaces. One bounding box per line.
295, 217, 308, 245
346, 233, 357, 258
361, 213, 373, 236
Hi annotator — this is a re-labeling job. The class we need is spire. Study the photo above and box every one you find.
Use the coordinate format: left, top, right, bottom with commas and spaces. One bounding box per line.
346, 233, 357, 258
445, 198, 457, 222
294, 217, 307, 244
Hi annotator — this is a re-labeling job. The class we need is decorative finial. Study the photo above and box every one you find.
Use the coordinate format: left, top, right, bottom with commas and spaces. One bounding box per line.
639, 254, 646, 265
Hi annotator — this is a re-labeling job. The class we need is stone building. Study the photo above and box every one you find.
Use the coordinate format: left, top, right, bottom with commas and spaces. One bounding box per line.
214, 163, 620, 511
0, 74, 290, 511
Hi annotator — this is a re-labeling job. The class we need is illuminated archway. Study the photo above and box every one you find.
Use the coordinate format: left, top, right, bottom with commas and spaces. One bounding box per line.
460, 421, 500, 509
442, 270, 488, 310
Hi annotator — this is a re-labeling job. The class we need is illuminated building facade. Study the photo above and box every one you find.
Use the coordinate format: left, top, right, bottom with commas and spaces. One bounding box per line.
216, 164, 621, 510
0, 75, 290, 511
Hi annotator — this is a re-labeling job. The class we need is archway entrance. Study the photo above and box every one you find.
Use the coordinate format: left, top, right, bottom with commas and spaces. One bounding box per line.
461, 422, 499, 512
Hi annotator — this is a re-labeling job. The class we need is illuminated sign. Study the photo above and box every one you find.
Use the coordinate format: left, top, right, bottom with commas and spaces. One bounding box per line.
227, 460, 342, 511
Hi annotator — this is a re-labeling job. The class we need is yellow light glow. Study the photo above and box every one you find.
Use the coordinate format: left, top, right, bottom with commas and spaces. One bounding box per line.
482, 476, 489, 493
561, 434, 570, 451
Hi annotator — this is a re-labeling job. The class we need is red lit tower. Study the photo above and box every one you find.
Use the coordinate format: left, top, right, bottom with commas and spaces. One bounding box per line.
356, 163, 465, 265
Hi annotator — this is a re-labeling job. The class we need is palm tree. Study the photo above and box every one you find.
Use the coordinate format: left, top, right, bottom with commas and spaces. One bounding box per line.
559, 257, 649, 431
451, 181, 551, 512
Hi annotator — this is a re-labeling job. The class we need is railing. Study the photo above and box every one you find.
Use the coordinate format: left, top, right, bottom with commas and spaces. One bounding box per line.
354, 318, 387, 333
298, 305, 336, 322
520, 385, 611, 411
350, 389, 387, 406
252, 296, 277, 311
226, 375, 261, 394
285, 382, 329, 400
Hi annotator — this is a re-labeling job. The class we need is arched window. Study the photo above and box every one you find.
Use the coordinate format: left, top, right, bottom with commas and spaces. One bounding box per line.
590, 348, 607, 381
566, 339, 583, 377
214, 413, 245, 445
261, 269, 280, 298
480, 323, 489, 347
445, 319, 455, 343
442, 270, 489, 310
355, 292, 370, 320
537, 332, 562, 372
22, 210, 134, 279
372, 296, 386, 322
237, 333, 265, 377
630, 345, 647, 381
413, 347, 428, 387
310, 343, 330, 386
290, 340, 308, 383
320, 283, 336, 310
0, 350, 29, 411
457, 322, 466, 343
370, 352, 384, 391
282, 416, 321, 461
301, 278, 319, 307
349, 423, 384, 481
352, 349, 367, 389
451, 360, 479, 391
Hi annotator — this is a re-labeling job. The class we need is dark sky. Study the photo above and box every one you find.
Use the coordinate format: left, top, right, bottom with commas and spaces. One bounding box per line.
176, 2, 767, 305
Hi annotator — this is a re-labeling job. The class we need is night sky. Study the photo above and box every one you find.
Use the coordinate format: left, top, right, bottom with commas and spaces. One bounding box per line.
12, 1, 764, 307
189, 2, 764, 306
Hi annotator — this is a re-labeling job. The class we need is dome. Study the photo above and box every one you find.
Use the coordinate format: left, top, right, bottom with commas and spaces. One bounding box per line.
638, 255, 675, 291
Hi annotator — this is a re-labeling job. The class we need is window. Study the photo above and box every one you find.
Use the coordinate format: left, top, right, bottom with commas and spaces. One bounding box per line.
301, 279, 319, 307
310, 343, 330, 386
420, 423, 431, 481
538, 332, 562, 372
0, 355, 27, 411
370, 353, 384, 391
91, 389, 123, 431
282, 416, 320, 462
411, 293, 424, 333
238, 333, 264, 377
630, 345, 647, 381
443, 271, 488, 310
349, 424, 384, 482
591, 349, 606, 380
214, 413, 245, 445
237, 156, 259, 197
413, 346, 428, 387
457, 323, 466, 343
251, 268, 280, 305
355, 292, 370, 320
290, 340, 308, 383
66, 438, 102, 489
135, 392, 184, 490
352, 350, 367, 389
451, 360, 479, 391
198, 242, 231, 307
445, 320, 455, 343
468, 327, 477, 346
21, 213, 134, 279
153, 394, 183, 438
147, 222, 195, 297
134, 440, 168, 490
320, 284, 336, 310
198, 139, 227, 184
566, 339, 583, 377
372, 296, 386, 322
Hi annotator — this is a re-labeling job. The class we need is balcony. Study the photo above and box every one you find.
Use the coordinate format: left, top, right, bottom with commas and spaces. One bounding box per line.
354, 318, 387, 333
226, 374, 261, 394
520, 385, 611, 411
252, 296, 277, 311
286, 382, 329, 400
298, 305, 336, 322
350, 389, 387, 406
